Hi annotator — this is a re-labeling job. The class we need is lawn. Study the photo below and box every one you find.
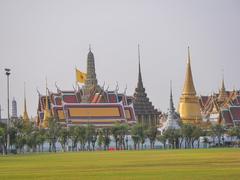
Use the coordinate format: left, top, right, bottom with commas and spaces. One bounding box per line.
0, 148, 240, 180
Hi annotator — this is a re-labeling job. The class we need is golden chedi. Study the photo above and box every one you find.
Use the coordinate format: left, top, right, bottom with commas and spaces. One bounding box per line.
43, 81, 52, 128
178, 47, 202, 124
23, 83, 30, 125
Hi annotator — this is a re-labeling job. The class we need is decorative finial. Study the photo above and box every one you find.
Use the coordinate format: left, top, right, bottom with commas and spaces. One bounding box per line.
187, 46, 191, 64
89, 44, 91, 51
45, 77, 49, 110
138, 44, 141, 73
221, 69, 225, 91
124, 84, 127, 94
115, 81, 119, 92
170, 80, 172, 97
24, 82, 26, 100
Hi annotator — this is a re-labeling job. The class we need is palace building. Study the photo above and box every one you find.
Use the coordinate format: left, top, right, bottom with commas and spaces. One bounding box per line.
199, 78, 240, 127
37, 49, 136, 128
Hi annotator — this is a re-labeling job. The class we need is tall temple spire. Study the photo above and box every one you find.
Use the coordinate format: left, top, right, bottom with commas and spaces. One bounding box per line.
221, 70, 226, 92
169, 80, 175, 112
133, 45, 160, 127
161, 81, 180, 131
43, 78, 52, 128
12, 97, 17, 118
85, 46, 98, 88
218, 70, 227, 102
137, 44, 144, 90
178, 47, 202, 124
182, 47, 196, 95
23, 82, 29, 124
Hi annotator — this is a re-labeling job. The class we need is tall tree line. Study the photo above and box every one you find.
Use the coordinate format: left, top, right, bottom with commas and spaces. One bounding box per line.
0, 117, 240, 155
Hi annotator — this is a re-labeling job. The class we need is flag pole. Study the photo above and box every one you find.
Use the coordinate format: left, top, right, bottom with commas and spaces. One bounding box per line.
75, 66, 78, 91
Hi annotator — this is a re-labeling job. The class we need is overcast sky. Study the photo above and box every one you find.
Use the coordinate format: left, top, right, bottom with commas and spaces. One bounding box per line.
0, 0, 240, 118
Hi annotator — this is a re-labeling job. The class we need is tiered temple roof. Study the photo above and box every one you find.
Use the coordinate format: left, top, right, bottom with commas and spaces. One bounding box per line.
160, 82, 180, 132
199, 77, 240, 127
133, 46, 160, 126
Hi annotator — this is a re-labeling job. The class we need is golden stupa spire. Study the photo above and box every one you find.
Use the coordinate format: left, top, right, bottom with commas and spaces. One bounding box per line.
182, 47, 196, 95
23, 82, 30, 124
218, 70, 227, 102
43, 78, 52, 128
220, 70, 226, 92
178, 47, 202, 124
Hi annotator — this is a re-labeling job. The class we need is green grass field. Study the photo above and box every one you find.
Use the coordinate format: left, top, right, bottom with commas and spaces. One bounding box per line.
0, 148, 240, 180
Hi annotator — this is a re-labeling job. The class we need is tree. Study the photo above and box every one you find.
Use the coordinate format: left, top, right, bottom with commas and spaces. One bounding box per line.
131, 124, 141, 150
97, 130, 104, 150
211, 124, 225, 147
191, 126, 203, 148
86, 124, 97, 151
59, 126, 69, 152
37, 128, 47, 152
102, 128, 111, 150
130, 123, 146, 150
78, 126, 87, 151
157, 134, 167, 149
13, 118, 26, 153
181, 124, 194, 148
69, 126, 80, 151
0, 124, 7, 155
146, 126, 158, 149
112, 123, 120, 149
47, 118, 61, 152
118, 124, 128, 150
163, 129, 179, 149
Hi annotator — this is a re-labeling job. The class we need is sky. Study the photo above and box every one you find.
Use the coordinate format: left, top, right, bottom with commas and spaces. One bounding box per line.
0, 0, 240, 118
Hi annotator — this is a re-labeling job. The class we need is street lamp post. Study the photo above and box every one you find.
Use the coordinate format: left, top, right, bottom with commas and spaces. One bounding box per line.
5, 68, 11, 153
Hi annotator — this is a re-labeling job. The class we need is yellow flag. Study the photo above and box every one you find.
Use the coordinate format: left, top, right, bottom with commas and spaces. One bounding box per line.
76, 69, 86, 83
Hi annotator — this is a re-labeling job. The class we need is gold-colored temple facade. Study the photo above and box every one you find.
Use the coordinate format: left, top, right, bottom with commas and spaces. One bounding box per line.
179, 95, 202, 124
69, 107, 120, 117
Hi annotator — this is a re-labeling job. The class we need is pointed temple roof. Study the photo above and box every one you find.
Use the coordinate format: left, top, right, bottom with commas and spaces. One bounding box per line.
178, 47, 202, 124
85, 47, 98, 88
169, 81, 175, 113
162, 81, 180, 130
218, 74, 227, 102
12, 97, 17, 118
43, 80, 52, 128
23, 83, 29, 124
182, 47, 196, 96
133, 45, 159, 116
